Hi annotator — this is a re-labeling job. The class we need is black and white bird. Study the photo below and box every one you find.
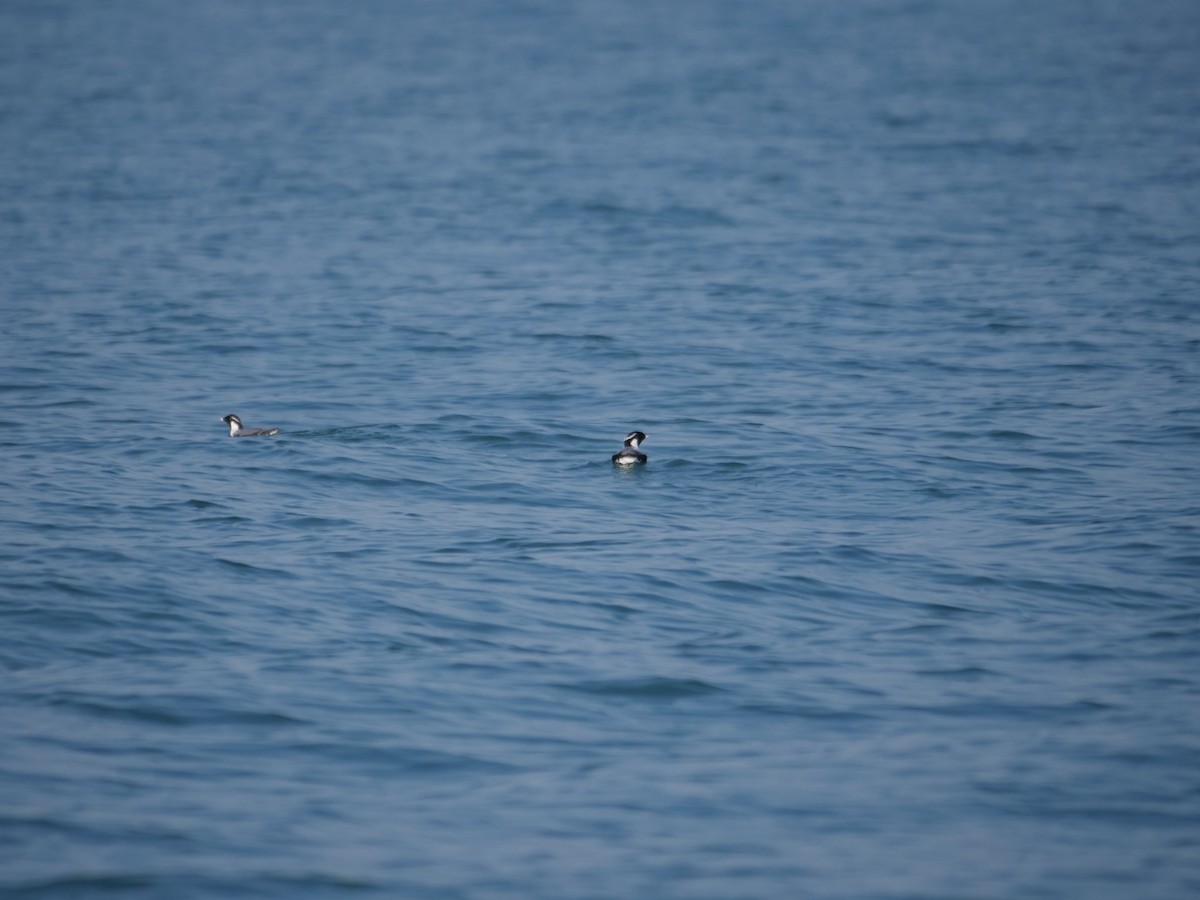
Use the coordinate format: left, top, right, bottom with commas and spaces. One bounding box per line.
221, 414, 279, 437
611, 431, 648, 466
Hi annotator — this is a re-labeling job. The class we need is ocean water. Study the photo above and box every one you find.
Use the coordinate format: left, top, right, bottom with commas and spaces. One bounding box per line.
2, 0, 1199, 897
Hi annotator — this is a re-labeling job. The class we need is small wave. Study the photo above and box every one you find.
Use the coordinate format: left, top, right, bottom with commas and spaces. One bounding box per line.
558, 677, 722, 699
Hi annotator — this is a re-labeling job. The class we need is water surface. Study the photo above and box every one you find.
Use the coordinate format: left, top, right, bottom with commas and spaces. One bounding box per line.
2, 1, 1199, 897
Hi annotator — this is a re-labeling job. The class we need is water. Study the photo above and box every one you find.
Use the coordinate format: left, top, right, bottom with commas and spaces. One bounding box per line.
2, 0, 1199, 897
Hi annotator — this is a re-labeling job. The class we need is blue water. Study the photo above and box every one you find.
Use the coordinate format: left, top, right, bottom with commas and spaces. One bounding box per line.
3, 0, 1199, 897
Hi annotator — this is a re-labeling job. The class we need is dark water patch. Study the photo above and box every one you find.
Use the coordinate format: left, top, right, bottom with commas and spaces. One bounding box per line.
704, 578, 772, 600
914, 666, 998, 681
901, 697, 1119, 722
272, 514, 358, 530
293, 469, 424, 491
737, 701, 877, 722
213, 558, 300, 580
45, 694, 307, 729
531, 332, 620, 345
559, 677, 722, 700
289, 742, 515, 776
193, 514, 252, 527
6, 874, 160, 897
986, 429, 1038, 441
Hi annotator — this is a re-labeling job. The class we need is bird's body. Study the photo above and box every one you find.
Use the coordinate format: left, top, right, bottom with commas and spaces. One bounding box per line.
222, 414, 278, 437
612, 431, 648, 466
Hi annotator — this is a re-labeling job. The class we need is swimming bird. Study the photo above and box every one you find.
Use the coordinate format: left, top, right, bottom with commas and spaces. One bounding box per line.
612, 431, 648, 466
221, 414, 279, 437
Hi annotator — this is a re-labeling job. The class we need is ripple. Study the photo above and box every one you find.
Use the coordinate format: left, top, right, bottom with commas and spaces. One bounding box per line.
559, 677, 723, 699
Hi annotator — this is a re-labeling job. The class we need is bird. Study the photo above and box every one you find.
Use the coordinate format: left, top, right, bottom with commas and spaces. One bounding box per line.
611, 431, 648, 466
221, 414, 279, 437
